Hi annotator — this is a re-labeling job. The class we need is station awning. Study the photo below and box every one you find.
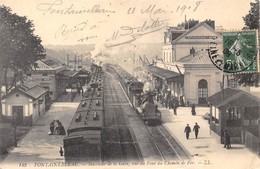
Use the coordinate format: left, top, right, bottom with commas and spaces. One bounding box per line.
146, 66, 181, 80
207, 88, 260, 108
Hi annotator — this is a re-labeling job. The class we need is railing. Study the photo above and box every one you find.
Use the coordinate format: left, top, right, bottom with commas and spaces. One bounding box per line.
244, 130, 258, 153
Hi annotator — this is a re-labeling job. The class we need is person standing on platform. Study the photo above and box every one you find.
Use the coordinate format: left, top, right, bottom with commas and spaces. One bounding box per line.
193, 122, 200, 139
184, 124, 191, 140
173, 97, 179, 115
191, 103, 196, 115
49, 120, 55, 135
223, 130, 231, 149
168, 97, 173, 110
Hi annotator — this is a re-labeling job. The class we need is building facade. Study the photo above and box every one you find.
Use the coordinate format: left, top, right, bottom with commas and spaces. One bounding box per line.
1, 83, 47, 125
153, 20, 227, 105
26, 59, 66, 101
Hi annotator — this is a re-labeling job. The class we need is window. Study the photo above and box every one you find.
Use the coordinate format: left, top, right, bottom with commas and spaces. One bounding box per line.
42, 73, 48, 76
226, 107, 241, 127
198, 79, 208, 98
228, 79, 237, 88
244, 107, 259, 126
226, 107, 241, 120
212, 106, 219, 124
198, 79, 208, 104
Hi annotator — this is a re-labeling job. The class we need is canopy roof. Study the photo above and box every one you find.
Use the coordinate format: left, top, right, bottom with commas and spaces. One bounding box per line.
146, 66, 181, 80
207, 88, 260, 108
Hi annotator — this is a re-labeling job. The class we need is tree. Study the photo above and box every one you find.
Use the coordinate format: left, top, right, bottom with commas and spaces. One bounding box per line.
0, 5, 45, 93
235, 0, 259, 86
243, 0, 259, 30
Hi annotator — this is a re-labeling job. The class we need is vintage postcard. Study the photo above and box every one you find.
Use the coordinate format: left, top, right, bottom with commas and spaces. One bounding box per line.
0, 0, 259, 169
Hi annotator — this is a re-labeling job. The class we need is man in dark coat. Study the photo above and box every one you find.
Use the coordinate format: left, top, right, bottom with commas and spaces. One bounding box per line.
49, 120, 55, 135
168, 97, 173, 109
59, 124, 66, 135
184, 124, 191, 140
191, 103, 196, 115
223, 130, 231, 149
193, 122, 200, 139
173, 98, 179, 115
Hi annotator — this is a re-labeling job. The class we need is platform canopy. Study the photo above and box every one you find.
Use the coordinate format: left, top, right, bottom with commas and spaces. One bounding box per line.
146, 66, 181, 80
207, 88, 260, 108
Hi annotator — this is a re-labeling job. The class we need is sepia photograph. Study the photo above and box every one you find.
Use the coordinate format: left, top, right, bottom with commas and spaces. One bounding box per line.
0, 0, 259, 169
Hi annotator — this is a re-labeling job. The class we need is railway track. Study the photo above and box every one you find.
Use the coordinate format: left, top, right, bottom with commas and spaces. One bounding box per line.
102, 72, 142, 162
104, 68, 189, 162
145, 124, 189, 161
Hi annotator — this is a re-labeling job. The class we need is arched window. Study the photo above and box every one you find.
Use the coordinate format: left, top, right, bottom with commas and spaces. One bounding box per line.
198, 79, 208, 104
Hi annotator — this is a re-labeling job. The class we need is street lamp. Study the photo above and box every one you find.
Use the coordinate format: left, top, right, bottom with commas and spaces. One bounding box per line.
257, 117, 260, 157
12, 112, 18, 147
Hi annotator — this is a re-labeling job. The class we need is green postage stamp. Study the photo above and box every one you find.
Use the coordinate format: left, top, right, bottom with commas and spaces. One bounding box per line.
222, 30, 258, 73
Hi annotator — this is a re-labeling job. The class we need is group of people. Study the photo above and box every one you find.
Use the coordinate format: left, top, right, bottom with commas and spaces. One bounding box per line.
155, 90, 181, 115
154, 88, 197, 116
49, 120, 66, 135
184, 123, 200, 139
184, 123, 232, 149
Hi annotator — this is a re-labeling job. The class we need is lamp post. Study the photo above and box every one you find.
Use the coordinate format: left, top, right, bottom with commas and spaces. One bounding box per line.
12, 112, 18, 147
257, 117, 260, 157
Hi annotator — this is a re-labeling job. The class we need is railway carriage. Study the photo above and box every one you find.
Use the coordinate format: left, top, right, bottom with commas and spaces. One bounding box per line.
63, 68, 104, 162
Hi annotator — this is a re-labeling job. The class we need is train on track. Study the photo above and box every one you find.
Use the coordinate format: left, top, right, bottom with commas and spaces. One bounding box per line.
63, 64, 104, 162
107, 64, 161, 125
63, 63, 161, 162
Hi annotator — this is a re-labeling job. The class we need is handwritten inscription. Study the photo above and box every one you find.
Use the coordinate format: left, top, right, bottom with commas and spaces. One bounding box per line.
55, 21, 88, 38
176, 1, 204, 15
127, 2, 203, 16
35, 1, 204, 45
78, 35, 98, 42
36, 0, 116, 15
106, 17, 168, 47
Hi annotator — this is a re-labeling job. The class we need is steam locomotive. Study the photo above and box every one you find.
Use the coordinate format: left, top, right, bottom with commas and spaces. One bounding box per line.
107, 64, 161, 124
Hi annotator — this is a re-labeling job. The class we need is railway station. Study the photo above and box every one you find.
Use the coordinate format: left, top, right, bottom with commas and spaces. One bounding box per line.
1, 61, 259, 169
0, 1, 260, 168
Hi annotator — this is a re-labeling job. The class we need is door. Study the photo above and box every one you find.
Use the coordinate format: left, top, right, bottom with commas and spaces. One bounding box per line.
12, 106, 23, 125
198, 79, 208, 105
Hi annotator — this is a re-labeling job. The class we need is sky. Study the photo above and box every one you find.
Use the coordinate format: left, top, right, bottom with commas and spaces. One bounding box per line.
0, 0, 255, 47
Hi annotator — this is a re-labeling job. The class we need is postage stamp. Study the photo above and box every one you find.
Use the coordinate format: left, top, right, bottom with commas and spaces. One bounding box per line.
222, 30, 258, 73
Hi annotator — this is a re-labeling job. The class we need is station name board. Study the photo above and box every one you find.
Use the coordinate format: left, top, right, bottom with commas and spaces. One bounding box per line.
185, 36, 218, 40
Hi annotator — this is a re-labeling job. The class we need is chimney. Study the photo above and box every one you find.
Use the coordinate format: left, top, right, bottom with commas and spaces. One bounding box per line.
204, 19, 215, 30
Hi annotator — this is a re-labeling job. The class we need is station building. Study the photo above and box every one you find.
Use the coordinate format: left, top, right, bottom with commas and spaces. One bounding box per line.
150, 20, 231, 105
26, 59, 90, 101
26, 59, 65, 101
207, 88, 260, 153
1, 82, 47, 125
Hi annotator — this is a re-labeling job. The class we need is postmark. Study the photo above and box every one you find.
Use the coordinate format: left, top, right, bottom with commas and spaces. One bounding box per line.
208, 30, 258, 73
